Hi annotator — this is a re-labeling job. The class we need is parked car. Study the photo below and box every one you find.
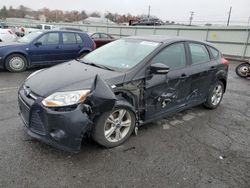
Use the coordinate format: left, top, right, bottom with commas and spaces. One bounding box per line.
0, 28, 17, 42
90, 32, 115, 48
18, 36, 229, 152
0, 30, 95, 72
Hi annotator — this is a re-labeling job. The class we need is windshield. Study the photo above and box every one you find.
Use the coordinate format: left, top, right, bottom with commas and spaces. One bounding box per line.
82, 39, 160, 71
18, 31, 43, 43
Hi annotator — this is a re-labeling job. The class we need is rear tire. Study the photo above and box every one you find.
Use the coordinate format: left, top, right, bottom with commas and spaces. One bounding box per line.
204, 81, 224, 109
5, 54, 27, 72
92, 101, 136, 148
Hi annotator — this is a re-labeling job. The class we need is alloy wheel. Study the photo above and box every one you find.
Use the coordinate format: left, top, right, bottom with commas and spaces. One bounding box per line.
104, 109, 132, 143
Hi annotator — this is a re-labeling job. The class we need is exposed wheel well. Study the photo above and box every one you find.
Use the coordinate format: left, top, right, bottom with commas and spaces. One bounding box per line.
219, 78, 227, 92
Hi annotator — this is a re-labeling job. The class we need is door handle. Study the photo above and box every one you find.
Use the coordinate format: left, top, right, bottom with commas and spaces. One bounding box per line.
210, 66, 216, 70
180, 74, 189, 79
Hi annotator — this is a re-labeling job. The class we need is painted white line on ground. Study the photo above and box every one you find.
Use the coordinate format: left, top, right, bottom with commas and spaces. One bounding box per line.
0, 87, 18, 91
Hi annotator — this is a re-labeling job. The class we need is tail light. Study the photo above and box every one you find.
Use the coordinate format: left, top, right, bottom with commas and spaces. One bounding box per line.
221, 57, 229, 66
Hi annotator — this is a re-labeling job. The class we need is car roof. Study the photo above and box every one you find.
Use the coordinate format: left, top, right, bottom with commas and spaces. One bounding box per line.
126, 35, 216, 48
42, 30, 85, 34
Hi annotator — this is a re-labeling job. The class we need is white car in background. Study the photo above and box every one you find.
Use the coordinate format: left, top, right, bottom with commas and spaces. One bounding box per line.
0, 29, 17, 42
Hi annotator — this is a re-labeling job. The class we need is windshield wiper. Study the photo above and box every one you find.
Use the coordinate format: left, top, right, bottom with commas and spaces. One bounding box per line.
79, 60, 114, 71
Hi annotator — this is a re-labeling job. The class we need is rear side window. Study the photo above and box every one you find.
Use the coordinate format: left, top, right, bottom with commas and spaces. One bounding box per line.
76, 34, 83, 44
189, 43, 210, 65
208, 46, 219, 59
62, 33, 77, 44
37, 33, 59, 45
152, 43, 186, 70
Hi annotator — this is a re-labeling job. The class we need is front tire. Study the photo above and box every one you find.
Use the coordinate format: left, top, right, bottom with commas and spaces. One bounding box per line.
92, 102, 136, 148
5, 54, 27, 72
204, 81, 224, 109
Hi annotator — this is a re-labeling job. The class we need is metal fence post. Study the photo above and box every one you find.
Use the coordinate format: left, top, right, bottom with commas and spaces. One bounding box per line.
242, 28, 250, 59
205, 29, 209, 41
177, 28, 180, 36
119, 27, 122, 38
134, 27, 137, 36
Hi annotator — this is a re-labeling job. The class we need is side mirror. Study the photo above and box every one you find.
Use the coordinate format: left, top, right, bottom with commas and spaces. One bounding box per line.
150, 63, 170, 74
34, 41, 42, 47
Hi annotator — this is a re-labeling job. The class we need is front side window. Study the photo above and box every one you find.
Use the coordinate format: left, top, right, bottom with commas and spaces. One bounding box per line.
100, 33, 109, 39
37, 33, 59, 45
189, 43, 210, 65
91, 33, 100, 39
62, 33, 77, 44
152, 43, 186, 70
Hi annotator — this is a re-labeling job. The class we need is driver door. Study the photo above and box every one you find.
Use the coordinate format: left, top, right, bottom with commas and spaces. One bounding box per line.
145, 42, 191, 120
29, 32, 61, 64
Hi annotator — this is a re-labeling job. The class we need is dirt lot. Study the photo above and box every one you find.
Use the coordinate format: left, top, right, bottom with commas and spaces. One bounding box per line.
0, 61, 249, 188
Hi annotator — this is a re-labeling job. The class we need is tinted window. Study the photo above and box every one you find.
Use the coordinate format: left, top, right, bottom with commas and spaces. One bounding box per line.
37, 33, 59, 45
76, 34, 83, 44
209, 46, 219, 59
152, 43, 186, 70
189, 43, 210, 64
63, 33, 77, 44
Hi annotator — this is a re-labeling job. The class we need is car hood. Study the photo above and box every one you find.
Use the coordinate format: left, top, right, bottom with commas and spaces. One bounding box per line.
0, 41, 24, 48
25, 60, 126, 97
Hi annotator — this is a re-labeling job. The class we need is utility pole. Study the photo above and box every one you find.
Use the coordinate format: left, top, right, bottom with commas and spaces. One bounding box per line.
189, 11, 194, 26
148, 5, 151, 20
227, 6, 232, 26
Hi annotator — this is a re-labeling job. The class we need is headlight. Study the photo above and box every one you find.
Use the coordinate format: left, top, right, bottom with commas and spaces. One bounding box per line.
42, 90, 90, 107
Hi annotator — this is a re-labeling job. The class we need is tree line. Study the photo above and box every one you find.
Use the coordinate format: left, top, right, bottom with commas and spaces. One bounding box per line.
0, 5, 139, 23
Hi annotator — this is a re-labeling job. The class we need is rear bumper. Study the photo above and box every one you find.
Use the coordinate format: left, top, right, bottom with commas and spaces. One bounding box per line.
18, 88, 93, 153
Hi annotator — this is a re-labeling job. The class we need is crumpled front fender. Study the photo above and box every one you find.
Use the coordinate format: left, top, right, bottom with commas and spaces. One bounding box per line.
88, 75, 117, 114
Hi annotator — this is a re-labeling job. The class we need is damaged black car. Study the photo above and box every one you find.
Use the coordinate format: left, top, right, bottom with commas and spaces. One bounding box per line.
18, 36, 229, 152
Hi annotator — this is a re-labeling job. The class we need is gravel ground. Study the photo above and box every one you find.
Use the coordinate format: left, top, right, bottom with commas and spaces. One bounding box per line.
0, 61, 249, 188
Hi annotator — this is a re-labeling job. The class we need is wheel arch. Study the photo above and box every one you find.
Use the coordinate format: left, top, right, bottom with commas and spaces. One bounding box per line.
4, 51, 30, 68
215, 70, 227, 93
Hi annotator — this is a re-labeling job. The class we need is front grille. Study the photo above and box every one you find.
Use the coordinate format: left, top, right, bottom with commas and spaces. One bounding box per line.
30, 111, 46, 135
18, 95, 30, 125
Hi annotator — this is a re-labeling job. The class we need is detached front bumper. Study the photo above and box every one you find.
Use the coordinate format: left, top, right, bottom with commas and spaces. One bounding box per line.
18, 88, 93, 153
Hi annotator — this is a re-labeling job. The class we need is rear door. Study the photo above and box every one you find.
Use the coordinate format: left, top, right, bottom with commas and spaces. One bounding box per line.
29, 32, 61, 64
145, 42, 192, 120
186, 42, 215, 103
60, 32, 83, 60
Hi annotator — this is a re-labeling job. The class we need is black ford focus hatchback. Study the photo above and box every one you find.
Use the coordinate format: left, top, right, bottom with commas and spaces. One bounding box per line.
18, 36, 229, 152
